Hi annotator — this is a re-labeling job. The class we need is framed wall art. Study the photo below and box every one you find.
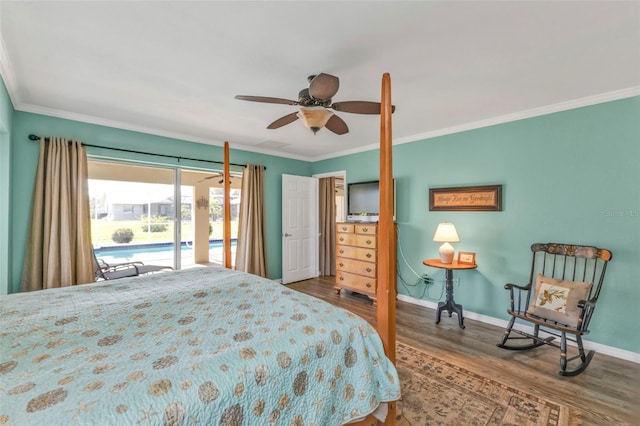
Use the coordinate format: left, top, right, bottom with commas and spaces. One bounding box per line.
429, 184, 502, 211
457, 251, 476, 265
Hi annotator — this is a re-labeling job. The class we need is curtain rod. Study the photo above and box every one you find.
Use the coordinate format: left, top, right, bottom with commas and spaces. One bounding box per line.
27, 134, 264, 170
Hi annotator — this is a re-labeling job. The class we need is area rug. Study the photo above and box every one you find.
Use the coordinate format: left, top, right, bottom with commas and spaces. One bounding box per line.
395, 342, 582, 425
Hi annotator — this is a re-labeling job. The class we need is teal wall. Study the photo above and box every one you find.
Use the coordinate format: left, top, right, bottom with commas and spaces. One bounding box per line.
313, 97, 640, 354
8, 112, 311, 293
4, 92, 639, 354
0, 77, 13, 295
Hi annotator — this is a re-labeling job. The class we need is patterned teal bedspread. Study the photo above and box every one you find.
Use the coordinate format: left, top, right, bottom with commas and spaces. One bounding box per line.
0, 267, 400, 425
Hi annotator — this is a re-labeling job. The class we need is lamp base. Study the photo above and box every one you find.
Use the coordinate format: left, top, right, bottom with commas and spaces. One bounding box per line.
439, 242, 455, 264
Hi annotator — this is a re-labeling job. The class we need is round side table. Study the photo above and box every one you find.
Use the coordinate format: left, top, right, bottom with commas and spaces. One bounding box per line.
423, 259, 477, 329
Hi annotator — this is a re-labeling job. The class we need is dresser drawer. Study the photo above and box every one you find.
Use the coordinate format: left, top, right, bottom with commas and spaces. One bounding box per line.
336, 271, 376, 295
336, 257, 377, 278
334, 221, 378, 302
336, 245, 376, 262
355, 234, 376, 249
337, 233, 377, 249
337, 233, 357, 246
336, 223, 354, 233
354, 224, 376, 235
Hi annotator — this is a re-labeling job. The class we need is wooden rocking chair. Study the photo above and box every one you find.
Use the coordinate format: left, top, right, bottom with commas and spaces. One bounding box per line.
497, 243, 612, 376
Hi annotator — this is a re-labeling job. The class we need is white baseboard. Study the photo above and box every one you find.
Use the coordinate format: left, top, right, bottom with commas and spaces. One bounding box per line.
396, 294, 640, 364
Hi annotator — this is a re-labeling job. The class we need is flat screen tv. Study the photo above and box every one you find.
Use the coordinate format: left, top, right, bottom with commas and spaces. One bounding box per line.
346, 180, 396, 222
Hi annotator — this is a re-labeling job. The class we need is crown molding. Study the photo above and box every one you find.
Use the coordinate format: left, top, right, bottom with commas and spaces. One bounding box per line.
314, 86, 640, 161
392, 86, 640, 147
5, 47, 638, 165
14, 103, 311, 162
0, 41, 310, 162
0, 37, 19, 108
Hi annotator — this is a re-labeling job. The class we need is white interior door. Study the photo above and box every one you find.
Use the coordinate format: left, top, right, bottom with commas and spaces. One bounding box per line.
282, 174, 318, 284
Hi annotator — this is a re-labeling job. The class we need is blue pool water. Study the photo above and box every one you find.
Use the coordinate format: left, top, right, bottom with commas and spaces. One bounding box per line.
94, 240, 236, 264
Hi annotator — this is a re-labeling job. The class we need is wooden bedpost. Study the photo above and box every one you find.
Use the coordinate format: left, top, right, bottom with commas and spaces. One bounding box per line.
345, 73, 398, 426
377, 72, 397, 424
223, 141, 232, 268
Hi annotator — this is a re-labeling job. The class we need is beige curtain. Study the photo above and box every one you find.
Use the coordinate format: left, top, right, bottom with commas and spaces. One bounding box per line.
319, 177, 336, 276
21, 137, 94, 291
234, 164, 266, 277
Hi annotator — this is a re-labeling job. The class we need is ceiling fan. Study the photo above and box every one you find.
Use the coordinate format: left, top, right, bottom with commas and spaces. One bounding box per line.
235, 73, 395, 135
198, 173, 232, 185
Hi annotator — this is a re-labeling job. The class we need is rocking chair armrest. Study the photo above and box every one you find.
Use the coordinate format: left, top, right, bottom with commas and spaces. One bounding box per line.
577, 299, 596, 310
576, 299, 598, 332
504, 282, 530, 291
504, 282, 531, 312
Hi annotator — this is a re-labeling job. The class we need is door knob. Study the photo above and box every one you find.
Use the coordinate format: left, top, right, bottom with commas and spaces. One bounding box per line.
284, 233, 292, 237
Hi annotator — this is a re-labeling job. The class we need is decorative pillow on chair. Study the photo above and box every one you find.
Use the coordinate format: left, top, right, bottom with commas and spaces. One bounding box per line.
527, 274, 592, 328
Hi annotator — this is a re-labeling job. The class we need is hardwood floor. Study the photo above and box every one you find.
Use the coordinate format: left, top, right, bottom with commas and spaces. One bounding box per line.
288, 276, 639, 425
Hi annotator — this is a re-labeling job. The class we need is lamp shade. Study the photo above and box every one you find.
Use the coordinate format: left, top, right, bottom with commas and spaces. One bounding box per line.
297, 106, 333, 134
433, 222, 460, 243
433, 222, 459, 264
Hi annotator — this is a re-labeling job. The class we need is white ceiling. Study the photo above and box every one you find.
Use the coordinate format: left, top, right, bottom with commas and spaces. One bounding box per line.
1, 1, 639, 161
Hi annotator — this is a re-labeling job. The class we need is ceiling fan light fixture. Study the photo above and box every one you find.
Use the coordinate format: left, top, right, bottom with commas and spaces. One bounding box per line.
297, 106, 333, 134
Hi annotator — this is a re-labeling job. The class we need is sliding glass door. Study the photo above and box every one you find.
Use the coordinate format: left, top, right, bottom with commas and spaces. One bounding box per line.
88, 161, 176, 269
180, 170, 241, 267
88, 160, 240, 270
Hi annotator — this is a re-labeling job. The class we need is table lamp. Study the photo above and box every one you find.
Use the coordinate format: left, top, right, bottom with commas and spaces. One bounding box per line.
433, 222, 459, 264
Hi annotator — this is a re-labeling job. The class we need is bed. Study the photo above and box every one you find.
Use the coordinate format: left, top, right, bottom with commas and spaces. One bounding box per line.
2, 73, 398, 426
0, 266, 399, 425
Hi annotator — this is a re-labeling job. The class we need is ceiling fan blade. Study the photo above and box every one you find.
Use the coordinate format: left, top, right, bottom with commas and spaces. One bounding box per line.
325, 114, 349, 135
235, 95, 298, 105
331, 101, 396, 114
267, 112, 300, 129
308, 73, 340, 100
197, 173, 223, 183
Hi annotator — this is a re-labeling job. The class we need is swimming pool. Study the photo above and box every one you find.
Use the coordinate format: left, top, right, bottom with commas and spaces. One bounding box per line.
94, 240, 237, 267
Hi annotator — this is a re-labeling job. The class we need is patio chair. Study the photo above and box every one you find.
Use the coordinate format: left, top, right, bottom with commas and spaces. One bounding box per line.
497, 243, 612, 376
93, 249, 173, 281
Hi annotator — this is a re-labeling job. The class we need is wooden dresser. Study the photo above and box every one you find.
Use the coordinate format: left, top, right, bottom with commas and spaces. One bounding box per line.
335, 222, 377, 303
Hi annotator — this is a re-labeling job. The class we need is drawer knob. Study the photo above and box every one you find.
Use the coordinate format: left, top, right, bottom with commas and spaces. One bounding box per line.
339, 237, 344, 242
366, 253, 372, 258
341, 227, 347, 231
366, 267, 372, 273
339, 249, 344, 254
339, 263, 344, 267
366, 239, 372, 245
366, 283, 372, 288
362, 227, 368, 232
339, 276, 344, 281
